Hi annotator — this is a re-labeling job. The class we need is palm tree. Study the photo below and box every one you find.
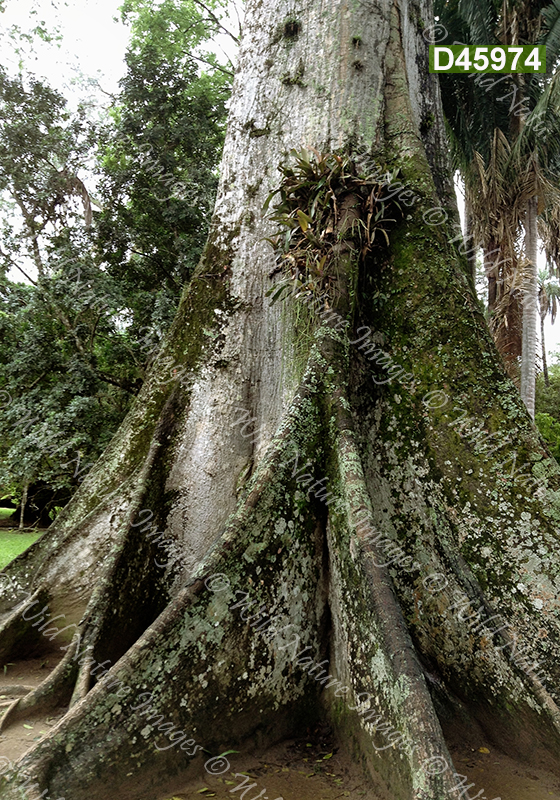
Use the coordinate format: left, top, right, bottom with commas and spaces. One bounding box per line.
538, 267, 560, 384
435, 0, 560, 417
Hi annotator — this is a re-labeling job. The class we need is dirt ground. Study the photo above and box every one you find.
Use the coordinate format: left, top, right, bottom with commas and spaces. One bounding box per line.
163, 725, 373, 800
0, 655, 66, 762
1, 658, 560, 799
162, 730, 560, 800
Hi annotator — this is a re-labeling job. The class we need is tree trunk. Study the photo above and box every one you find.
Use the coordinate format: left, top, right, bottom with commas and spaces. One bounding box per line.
541, 309, 550, 387
521, 196, 539, 418
485, 241, 499, 311
2, 2, 560, 800
464, 196, 476, 283
18, 482, 28, 532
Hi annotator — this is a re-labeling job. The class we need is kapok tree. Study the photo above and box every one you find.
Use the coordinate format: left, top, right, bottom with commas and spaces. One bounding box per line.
1, 1, 560, 799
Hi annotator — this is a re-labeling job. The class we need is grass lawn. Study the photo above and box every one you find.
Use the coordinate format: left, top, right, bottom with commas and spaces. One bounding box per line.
0, 529, 40, 569
0, 507, 15, 520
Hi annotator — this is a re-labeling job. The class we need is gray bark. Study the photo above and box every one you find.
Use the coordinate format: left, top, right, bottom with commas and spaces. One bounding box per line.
18, 482, 28, 531
521, 196, 539, 418
541, 307, 550, 386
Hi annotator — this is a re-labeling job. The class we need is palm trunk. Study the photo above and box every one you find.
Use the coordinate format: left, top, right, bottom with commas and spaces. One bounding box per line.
521, 196, 539, 418
541, 310, 550, 387
485, 240, 499, 310
1, 3, 560, 800
464, 195, 476, 282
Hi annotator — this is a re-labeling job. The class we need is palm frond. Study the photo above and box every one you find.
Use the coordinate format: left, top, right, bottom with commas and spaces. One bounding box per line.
510, 70, 560, 168
538, 203, 560, 273
458, 0, 498, 46
542, 0, 560, 72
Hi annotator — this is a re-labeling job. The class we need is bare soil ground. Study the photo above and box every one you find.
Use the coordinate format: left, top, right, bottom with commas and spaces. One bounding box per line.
159, 724, 376, 800
1, 659, 560, 800
0, 655, 66, 762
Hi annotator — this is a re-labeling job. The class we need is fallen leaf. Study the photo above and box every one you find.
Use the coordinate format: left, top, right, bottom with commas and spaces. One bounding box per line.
478, 747, 490, 754
23, 724, 33, 729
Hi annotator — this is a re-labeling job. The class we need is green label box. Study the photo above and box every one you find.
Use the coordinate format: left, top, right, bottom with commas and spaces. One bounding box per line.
429, 45, 545, 73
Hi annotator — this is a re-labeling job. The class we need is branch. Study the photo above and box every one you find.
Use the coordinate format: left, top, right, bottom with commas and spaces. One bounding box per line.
25, 371, 47, 391
189, 52, 234, 78
190, 0, 240, 44
95, 369, 142, 395
0, 248, 37, 285
12, 192, 46, 277
129, 249, 181, 289
213, 40, 236, 73
231, 0, 243, 40
89, 311, 102, 350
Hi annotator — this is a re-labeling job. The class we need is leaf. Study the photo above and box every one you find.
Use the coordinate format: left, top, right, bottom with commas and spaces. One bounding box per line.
316, 254, 327, 275
478, 747, 490, 753
23, 724, 33, 729
267, 284, 290, 304
262, 188, 280, 212
323, 752, 333, 759
297, 209, 311, 231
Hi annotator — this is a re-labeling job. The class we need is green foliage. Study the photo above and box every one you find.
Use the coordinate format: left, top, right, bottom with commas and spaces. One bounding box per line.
535, 360, 560, 460
0, 255, 141, 517
0, 67, 96, 275
264, 149, 402, 308
535, 412, 560, 458
0, 0, 233, 521
542, 0, 560, 72
0, 68, 144, 518
536, 360, 560, 418
435, 0, 560, 168
96, 0, 230, 329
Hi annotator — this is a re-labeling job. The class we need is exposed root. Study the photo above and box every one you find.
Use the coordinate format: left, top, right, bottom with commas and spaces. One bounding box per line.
0, 638, 78, 731
0, 379, 330, 800
324, 386, 460, 798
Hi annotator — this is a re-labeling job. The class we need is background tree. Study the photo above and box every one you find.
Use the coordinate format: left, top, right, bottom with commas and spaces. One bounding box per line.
436, 0, 560, 416
538, 267, 560, 384
3, 2, 560, 800
536, 358, 560, 455
96, 0, 231, 330
0, 0, 231, 523
0, 68, 136, 524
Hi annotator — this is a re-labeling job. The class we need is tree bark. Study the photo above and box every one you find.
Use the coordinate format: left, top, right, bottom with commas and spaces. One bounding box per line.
541, 308, 550, 387
1, 2, 560, 800
18, 482, 28, 532
464, 196, 476, 283
485, 240, 499, 311
521, 196, 539, 418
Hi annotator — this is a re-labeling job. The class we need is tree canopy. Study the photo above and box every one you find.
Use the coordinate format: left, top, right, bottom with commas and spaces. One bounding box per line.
0, 0, 232, 523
